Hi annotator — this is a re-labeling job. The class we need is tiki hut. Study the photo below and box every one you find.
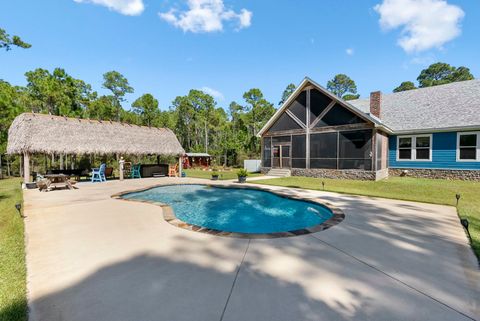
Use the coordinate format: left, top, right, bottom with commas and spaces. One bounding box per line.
7, 113, 185, 182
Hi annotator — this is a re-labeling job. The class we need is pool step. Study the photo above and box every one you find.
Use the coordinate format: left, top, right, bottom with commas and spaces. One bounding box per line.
266, 168, 291, 177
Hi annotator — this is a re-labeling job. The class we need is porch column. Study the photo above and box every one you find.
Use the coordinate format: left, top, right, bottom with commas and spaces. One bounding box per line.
178, 155, 183, 177
23, 152, 30, 183
119, 157, 125, 181
306, 88, 311, 169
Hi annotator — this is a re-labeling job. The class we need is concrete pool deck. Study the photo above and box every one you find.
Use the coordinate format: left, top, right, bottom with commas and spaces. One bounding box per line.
23, 177, 479, 321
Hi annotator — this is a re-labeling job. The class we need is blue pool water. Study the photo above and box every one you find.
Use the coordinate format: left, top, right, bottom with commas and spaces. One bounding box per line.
122, 184, 333, 234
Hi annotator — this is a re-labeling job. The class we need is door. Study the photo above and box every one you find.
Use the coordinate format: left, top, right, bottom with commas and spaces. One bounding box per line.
272, 145, 290, 168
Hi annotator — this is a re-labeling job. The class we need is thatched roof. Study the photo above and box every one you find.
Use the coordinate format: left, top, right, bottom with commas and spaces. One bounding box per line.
7, 113, 185, 156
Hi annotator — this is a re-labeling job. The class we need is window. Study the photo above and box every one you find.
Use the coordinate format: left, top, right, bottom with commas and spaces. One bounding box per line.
398, 137, 412, 160
457, 132, 480, 161
397, 135, 431, 161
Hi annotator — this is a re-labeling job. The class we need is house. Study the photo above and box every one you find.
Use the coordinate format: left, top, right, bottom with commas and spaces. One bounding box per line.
258, 77, 480, 180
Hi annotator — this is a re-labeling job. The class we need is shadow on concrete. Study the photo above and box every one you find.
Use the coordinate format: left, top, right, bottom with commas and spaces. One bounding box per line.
26, 253, 372, 321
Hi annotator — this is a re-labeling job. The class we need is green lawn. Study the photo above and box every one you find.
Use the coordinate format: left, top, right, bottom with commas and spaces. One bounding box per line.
184, 169, 263, 180
252, 176, 480, 259
0, 178, 27, 321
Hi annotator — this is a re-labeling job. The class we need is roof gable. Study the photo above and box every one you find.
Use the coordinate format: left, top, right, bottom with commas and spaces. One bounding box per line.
258, 77, 382, 136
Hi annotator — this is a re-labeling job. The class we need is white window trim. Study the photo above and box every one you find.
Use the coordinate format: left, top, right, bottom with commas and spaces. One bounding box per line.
396, 134, 432, 162
456, 132, 480, 162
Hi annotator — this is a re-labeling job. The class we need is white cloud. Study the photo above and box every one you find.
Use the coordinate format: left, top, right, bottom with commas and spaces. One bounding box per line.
346, 48, 354, 56
74, 0, 144, 15
159, 0, 252, 33
374, 0, 464, 53
200, 86, 224, 100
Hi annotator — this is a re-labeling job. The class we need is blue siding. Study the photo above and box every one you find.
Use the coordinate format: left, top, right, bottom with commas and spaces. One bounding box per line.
389, 132, 480, 170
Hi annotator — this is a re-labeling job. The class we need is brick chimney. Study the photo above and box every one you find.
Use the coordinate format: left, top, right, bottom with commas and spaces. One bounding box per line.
370, 91, 382, 118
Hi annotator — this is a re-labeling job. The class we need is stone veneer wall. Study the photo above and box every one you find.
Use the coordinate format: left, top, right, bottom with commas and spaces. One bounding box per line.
260, 167, 376, 181
389, 168, 480, 181
292, 169, 377, 180
262, 167, 384, 180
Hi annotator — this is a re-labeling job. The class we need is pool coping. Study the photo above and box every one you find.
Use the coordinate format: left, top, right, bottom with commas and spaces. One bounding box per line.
111, 182, 345, 239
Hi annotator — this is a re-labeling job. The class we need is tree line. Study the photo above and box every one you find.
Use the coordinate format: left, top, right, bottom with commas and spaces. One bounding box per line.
0, 27, 475, 175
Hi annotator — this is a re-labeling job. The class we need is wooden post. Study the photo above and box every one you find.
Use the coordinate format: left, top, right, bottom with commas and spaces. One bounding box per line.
60, 153, 64, 170
19, 155, 23, 178
178, 155, 183, 177
6, 156, 10, 177
23, 152, 30, 183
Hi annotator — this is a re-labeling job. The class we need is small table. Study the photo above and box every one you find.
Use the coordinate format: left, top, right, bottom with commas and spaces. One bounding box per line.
41, 174, 76, 191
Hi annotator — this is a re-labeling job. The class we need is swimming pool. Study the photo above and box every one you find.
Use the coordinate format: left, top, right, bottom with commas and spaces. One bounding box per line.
121, 184, 338, 235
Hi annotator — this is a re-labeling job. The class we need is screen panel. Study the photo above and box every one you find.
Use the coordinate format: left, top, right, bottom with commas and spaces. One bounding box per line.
315, 104, 366, 128
291, 134, 306, 168
287, 91, 307, 124
267, 113, 302, 133
310, 132, 338, 169
310, 88, 332, 123
292, 159, 306, 168
262, 137, 271, 167
310, 132, 338, 158
338, 159, 372, 170
310, 159, 337, 169
272, 136, 291, 144
338, 130, 372, 170
339, 130, 371, 159
292, 135, 306, 158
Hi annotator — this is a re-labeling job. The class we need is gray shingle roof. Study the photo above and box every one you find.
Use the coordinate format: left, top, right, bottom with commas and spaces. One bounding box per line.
349, 79, 480, 132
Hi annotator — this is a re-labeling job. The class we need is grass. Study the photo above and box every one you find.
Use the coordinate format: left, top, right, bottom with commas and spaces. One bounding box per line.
184, 169, 263, 180
252, 176, 480, 259
0, 178, 27, 321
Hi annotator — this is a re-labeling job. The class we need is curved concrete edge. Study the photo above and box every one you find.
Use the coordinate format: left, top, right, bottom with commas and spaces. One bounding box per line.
111, 182, 345, 239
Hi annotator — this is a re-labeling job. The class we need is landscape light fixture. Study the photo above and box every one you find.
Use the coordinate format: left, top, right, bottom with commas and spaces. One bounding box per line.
322, 181, 325, 190
15, 202, 24, 218
461, 218, 471, 242
455, 193, 461, 207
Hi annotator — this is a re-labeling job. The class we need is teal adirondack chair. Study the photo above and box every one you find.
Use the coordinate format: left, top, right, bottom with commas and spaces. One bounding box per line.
131, 164, 141, 179
91, 163, 106, 182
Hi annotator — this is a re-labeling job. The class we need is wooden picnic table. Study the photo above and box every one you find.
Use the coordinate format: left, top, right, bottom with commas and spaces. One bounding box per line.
39, 174, 76, 191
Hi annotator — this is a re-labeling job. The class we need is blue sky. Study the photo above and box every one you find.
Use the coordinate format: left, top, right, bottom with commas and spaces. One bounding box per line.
1, 0, 479, 111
